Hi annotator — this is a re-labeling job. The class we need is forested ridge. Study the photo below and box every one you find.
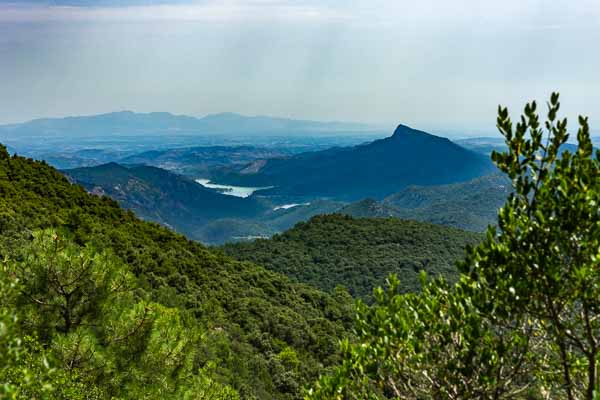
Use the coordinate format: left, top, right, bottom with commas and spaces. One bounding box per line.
221, 215, 482, 300
0, 146, 353, 399
63, 162, 269, 239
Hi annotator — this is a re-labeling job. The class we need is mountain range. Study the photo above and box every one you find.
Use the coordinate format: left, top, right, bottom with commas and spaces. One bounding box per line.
61, 125, 506, 243
118, 145, 293, 177
0, 111, 377, 139
1, 142, 493, 398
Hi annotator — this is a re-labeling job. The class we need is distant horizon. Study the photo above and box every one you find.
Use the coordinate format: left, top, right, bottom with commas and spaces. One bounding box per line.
0, 109, 378, 127
0, 108, 502, 138
3, 108, 600, 140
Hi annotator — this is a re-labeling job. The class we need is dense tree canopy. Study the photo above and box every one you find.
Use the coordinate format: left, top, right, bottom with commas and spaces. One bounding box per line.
0, 144, 353, 399
222, 215, 481, 301
2, 230, 239, 399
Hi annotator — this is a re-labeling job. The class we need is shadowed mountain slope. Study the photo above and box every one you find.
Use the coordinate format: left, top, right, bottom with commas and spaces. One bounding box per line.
63, 162, 269, 238
214, 124, 495, 200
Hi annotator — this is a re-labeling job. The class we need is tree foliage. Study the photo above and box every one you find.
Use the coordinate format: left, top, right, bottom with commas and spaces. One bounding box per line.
222, 214, 481, 300
308, 93, 600, 399
0, 255, 94, 400
463, 92, 600, 398
0, 147, 352, 399
2, 230, 239, 399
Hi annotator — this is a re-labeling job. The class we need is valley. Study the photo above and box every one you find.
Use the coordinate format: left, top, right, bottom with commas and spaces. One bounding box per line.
52, 120, 510, 244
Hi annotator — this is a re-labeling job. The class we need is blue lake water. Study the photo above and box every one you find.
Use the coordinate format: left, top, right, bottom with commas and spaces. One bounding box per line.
195, 179, 273, 198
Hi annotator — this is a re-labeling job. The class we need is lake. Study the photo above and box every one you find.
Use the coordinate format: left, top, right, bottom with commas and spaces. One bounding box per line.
195, 178, 273, 198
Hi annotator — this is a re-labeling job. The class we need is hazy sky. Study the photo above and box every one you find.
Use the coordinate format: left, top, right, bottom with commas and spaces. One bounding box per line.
1, 0, 599, 135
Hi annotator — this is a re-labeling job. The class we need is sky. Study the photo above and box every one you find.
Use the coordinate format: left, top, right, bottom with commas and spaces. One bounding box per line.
0, 0, 599, 135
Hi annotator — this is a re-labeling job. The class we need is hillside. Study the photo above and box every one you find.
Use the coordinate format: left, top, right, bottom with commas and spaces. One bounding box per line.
221, 214, 482, 301
119, 145, 292, 177
63, 162, 270, 240
340, 173, 511, 231
0, 145, 353, 399
63, 163, 348, 244
213, 124, 495, 200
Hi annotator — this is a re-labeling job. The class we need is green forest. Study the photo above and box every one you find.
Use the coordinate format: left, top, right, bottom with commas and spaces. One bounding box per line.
221, 215, 482, 300
0, 145, 354, 399
2, 93, 600, 399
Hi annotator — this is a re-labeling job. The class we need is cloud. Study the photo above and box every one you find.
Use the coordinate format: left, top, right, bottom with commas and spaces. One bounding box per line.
1, 0, 599, 128
1, 0, 598, 29
0, 0, 353, 23
0, 0, 197, 5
